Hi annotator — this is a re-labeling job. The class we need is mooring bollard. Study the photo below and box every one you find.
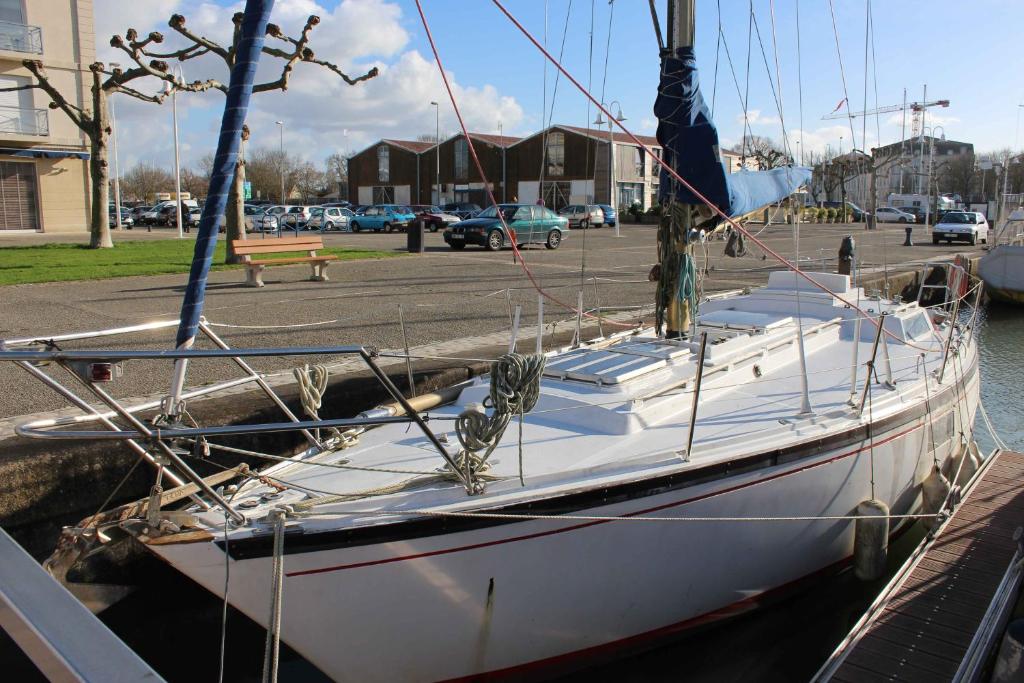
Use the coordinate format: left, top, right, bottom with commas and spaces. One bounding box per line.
838, 235, 855, 275
903, 225, 914, 246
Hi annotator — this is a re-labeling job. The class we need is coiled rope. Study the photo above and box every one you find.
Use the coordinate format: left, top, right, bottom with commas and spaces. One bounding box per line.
293, 364, 342, 440
455, 353, 546, 482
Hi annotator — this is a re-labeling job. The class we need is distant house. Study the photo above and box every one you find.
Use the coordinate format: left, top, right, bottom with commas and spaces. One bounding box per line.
347, 138, 434, 206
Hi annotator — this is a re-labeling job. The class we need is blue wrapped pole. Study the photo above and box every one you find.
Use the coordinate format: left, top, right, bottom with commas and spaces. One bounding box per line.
169, 0, 273, 405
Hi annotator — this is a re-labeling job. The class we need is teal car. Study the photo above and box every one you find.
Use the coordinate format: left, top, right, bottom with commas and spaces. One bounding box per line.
443, 204, 568, 251
349, 204, 417, 233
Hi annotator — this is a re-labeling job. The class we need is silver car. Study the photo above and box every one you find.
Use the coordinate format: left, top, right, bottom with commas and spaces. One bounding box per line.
874, 206, 916, 224
307, 206, 354, 231
558, 204, 605, 229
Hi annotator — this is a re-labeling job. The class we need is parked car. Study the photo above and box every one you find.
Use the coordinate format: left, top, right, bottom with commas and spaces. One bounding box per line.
129, 205, 152, 223
440, 202, 482, 219
443, 204, 567, 251
258, 205, 288, 231
306, 206, 354, 231
349, 205, 417, 233
409, 204, 461, 232
597, 204, 617, 228
558, 204, 605, 229
108, 206, 134, 229
321, 201, 352, 209
899, 206, 928, 224
818, 201, 867, 222
351, 205, 369, 216
932, 211, 990, 246
278, 205, 316, 229
243, 204, 265, 232
187, 208, 202, 230
874, 206, 916, 224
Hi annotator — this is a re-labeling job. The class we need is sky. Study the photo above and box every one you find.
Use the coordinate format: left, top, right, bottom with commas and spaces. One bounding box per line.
95, 0, 1024, 173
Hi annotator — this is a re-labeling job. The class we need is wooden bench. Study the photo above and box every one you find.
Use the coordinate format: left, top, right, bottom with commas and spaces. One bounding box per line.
231, 236, 338, 287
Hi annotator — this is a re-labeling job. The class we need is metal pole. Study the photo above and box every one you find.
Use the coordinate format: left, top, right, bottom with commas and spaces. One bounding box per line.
172, 69, 183, 239
937, 294, 961, 384
856, 313, 886, 416
398, 304, 416, 398
536, 293, 544, 354
509, 304, 521, 353
277, 120, 285, 205
848, 316, 862, 403
431, 101, 440, 204
109, 88, 123, 231
683, 331, 708, 459
500, 121, 506, 202
609, 115, 618, 237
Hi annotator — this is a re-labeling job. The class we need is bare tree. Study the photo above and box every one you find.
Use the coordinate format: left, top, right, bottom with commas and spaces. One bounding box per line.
293, 161, 327, 202
118, 162, 174, 203
325, 152, 348, 199
731, 134, 792, 170
179, 167, 209, 200
246, 147, 299, 202
0, 12, 376, 252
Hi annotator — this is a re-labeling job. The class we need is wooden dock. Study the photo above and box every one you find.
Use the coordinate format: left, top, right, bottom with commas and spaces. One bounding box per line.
815, 449, 1024, 682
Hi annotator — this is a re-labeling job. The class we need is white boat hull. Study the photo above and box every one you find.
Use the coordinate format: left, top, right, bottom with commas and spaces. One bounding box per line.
153, 365, 979, 682
979, 244, 1024, 304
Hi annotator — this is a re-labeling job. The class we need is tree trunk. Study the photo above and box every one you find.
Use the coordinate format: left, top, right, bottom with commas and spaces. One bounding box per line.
225, 157, 246, 263
89, 78, 113, 248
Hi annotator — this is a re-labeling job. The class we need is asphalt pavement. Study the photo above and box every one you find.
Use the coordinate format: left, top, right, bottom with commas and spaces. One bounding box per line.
0, 221, 976, 418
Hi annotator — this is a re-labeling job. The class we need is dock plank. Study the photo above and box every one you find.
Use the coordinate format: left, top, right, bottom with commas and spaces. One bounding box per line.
822, 450, 1024, 682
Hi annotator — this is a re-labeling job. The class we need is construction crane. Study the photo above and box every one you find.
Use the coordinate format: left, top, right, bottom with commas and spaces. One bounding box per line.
822, 96, 949, 138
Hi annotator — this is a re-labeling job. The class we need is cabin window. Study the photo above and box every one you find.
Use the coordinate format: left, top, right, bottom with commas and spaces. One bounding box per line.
454, 138, 468, 180
545, 132, 564, 177
901, 312, 934, 341
377, 145, 390, 182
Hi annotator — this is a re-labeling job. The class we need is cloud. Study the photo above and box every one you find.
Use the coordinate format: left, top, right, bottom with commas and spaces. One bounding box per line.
741, 109, 782, 127
96, 0, 523, 169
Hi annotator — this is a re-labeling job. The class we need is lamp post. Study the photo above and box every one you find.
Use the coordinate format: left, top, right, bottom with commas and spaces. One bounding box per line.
167, 64, 184, 238
593, 100, 626, 237
499, 120, 506, 202
430, 101, 439, 205
275, 120, 285, 207
109, 62, 122, 231
922, 124, 944, 229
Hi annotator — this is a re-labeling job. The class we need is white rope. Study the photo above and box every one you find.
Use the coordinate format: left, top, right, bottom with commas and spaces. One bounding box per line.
261, 509, 286, 683
206, 318, 349, 330
978, 401, 1010, 452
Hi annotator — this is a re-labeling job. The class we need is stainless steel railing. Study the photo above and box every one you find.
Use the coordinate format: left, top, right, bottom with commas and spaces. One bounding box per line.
0, 317, 466, 524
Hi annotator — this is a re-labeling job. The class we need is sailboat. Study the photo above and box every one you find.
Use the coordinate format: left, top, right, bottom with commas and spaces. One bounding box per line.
2, 1, 982, 681
978, 207, 1024, 304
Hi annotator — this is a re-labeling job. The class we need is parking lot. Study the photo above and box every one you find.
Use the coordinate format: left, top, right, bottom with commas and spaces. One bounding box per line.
0, 221, 978, 417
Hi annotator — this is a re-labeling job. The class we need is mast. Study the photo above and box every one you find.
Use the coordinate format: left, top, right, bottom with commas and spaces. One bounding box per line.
657, 0, 696, 339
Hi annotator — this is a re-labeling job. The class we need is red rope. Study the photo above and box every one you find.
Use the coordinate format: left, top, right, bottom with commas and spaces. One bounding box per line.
488, 0, 948, 352
413, 0, 635, 329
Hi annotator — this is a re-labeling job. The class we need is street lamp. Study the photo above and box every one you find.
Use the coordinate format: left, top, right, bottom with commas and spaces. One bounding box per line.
430, 101, 439, 205
275, 120, 285, 206
593, 100, 626, 237
166, 64, 184, 239
499, 120, 506, 202
109, 62, 122, 231
922, 124, 944, 228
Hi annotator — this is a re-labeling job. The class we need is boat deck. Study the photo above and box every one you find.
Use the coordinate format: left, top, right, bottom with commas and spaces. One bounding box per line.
815, 450, 1024, 682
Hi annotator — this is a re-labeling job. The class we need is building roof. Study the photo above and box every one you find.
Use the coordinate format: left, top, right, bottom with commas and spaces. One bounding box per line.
556, 124, 660, 147
382, 139, 435, 154
467, 132, 521, 147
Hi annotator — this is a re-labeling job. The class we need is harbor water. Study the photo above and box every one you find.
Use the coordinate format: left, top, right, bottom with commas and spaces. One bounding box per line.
4, 304, 1023, 682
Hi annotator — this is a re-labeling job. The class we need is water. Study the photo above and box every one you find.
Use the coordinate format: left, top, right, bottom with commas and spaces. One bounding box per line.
5, 304, 1024, 682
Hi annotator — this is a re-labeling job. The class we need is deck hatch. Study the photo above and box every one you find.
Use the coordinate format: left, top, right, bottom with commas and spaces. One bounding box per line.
543, 348, 667, 384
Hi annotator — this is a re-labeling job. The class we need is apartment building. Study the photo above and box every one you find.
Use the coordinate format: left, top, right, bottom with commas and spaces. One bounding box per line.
0, 0, 92, 232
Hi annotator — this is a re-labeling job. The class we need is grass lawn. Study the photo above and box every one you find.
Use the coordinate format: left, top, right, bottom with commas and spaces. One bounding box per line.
0, 240, 402, 286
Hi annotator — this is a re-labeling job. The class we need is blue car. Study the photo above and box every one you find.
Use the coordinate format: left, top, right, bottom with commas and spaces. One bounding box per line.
349, 204, 417, 233
443, 204, 568, 251
597, 204, 616, 227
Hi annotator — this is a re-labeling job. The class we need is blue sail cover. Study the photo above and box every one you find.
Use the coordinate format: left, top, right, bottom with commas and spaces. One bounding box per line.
655, 46, 811, 217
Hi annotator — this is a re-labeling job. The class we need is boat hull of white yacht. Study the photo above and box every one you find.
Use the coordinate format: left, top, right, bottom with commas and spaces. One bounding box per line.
152, 360, 979, 682
979, 244, 1024, 305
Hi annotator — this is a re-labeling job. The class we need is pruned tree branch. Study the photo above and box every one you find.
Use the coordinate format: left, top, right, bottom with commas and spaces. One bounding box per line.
166, 14, 229, 60
23, 60, 88, 131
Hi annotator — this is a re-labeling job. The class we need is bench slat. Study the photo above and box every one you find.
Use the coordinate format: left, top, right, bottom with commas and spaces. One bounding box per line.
234, 244, 325, 258
230, 237, 323, 247
248, 255, 339, 266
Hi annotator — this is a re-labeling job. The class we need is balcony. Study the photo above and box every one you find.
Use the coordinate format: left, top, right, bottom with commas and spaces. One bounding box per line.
0, 106, 49, 136
0, 20, 43, 55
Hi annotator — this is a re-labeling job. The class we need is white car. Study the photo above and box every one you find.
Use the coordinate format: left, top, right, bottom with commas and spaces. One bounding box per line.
258, 205, 287, 231
306, 206, 354, 231
558, 204, 605, 229
874, 206, 916, 224
932, 211, 989, 246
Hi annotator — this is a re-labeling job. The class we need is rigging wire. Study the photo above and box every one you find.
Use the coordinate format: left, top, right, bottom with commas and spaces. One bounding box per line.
580, 0, 596, 291
711, 0, 722, 117
413, 0, 632, 328
767, 0, 791, 159
742, 0, 754, 159
795, 0, 804, 166
827, 0, 859, 150
538, 0, 574, 204
486, 0, 951, 352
